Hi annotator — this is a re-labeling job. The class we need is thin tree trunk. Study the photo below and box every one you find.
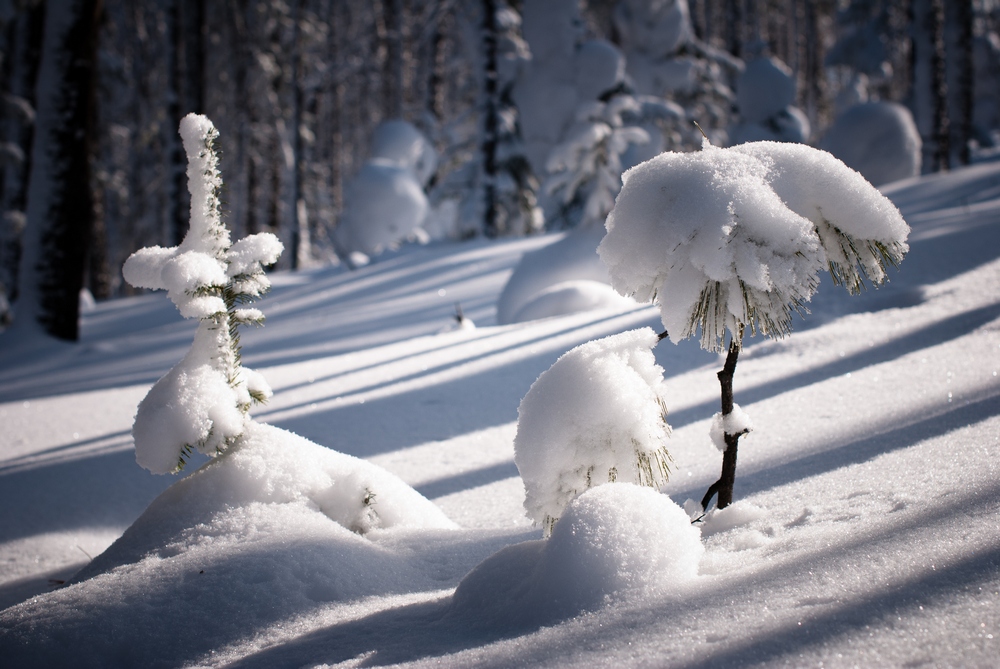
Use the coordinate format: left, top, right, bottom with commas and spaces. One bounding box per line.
701, 334, 744, 511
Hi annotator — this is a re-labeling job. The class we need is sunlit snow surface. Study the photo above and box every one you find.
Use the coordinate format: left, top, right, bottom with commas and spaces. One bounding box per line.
1, 164, 999, 667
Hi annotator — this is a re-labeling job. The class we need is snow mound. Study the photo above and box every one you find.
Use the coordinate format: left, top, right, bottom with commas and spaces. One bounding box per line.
335, 160, 429, 256
820, 102, 921, 186
497, 226, 610, 324
75, 421, 456, 581
511, 279, 635, 322
452, 483, 701, 629
514, 328, 672, 529
1, 422, 456, 668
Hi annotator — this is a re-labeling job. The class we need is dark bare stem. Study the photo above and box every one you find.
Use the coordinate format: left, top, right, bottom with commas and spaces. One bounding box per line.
657, 329, 670, 341
701, 332, 743, 511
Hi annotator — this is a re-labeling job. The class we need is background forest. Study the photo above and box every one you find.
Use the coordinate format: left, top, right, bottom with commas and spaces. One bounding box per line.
1, 0, 998, 340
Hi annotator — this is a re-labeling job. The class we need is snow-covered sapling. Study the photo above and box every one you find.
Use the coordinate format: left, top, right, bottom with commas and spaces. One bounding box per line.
122, 114, 283, 474
599, 139, 909, 511
514, 328, 672, 534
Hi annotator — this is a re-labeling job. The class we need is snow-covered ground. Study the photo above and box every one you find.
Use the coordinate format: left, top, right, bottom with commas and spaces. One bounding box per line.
1, 161, 999, 667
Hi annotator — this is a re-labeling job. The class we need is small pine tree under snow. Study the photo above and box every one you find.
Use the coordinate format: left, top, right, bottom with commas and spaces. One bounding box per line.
122, 114, 283, 474
513, 328, 672, 533
599, 139, 909, 510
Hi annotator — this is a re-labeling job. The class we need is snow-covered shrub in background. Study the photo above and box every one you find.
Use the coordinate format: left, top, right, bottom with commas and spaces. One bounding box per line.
514, 328, 672, 532
370, 119, 438, 187
730, 56, 810, 145
123, 114, 282, 474
544, 96, 651, 229
599, 139, 909, 510
612, 0, 740, 148
335, 160, 429, 258
452, 483, 700, 628
335, 121, 436, 259
496, 95, 665, 324
820, 102, 921, 186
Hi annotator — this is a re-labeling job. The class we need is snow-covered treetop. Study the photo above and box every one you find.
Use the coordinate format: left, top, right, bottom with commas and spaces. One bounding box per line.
123, 115, 282, 320
599, 139, 909, 352
122, 114, 283, 474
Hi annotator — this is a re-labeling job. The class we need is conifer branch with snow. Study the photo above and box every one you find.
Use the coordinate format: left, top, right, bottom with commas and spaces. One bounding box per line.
122, 114, 283, 474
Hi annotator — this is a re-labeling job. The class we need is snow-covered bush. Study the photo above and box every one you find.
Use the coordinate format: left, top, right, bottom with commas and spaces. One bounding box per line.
496, 95, 672, 324
335, 121, 436, 259
334, 159, 429, 258
730, 56, 810, 145
599, 139, 909, 510
820, 102, 921, 186
123, 114, 283, 474
369, 119, 438, 187
371, 119, 438, 187
544, 96, 651, 229
452, 482, 701, 628
514, 328, 672, 532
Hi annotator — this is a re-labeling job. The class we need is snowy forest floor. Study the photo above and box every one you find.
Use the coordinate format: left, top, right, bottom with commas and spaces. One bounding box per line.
1, 161, 999, 667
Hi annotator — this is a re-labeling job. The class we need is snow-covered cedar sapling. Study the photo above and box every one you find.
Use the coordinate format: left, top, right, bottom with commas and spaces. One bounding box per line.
122, 114, 283, 474
514, 328, 673, 534
598, 138, 909, 511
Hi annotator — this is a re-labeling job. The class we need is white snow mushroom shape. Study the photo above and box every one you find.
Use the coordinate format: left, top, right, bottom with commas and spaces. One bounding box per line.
514, 328, 672, 533
598, 139, 910, 353
123, 114, 283, 474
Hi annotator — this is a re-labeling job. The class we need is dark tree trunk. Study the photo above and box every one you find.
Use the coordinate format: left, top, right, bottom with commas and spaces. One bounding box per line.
929, 0, 950, 171
727, 0, 743, 58
954, 0, 974, 165
19, 0, 102, 340
701, 335, 744, 511
0, 3, 45, 306
481, 0, 499, 238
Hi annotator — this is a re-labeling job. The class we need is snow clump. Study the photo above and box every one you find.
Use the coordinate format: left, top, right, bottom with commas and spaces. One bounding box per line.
452, 483, 701, 629
709, 403, 753, 451
599, 139, 909, 352
514, 328, 672, 532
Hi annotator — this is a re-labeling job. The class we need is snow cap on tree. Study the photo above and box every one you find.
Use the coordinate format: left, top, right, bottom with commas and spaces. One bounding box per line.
514, 328, 672, 533
599, 139, 909, 352
123, 114, 283, 474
